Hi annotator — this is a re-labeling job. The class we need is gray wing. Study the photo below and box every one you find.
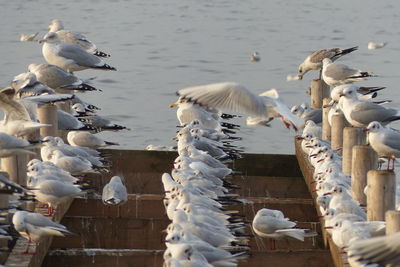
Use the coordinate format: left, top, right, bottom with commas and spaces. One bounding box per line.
25, 212, 67, 229
57, 43, 103, 67
309, 49, 331, 63
177, 82, 268, 117
325, 63, 359, 80
57, 30, 96, 52
23, 94, 75, 105
253, 216, 296, 233
303, 109, 322, 123
380, 129, 400, 151
30, 64, 81, 89
350, 102, 397, 125
57, 109, 84, 129
0, 87, 31, 121
350, 232, 400, 265
38, 180, 81, 197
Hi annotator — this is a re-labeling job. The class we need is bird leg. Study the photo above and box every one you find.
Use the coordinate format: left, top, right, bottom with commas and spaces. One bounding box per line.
43, 206, 54, 216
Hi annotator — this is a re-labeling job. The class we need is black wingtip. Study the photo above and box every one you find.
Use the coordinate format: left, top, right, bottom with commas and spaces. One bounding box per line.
94, 50, 111, 58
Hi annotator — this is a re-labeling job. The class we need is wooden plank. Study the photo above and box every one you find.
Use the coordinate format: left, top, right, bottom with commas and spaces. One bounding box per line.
295, 138, 348, 267
99, 149, 302, 178
51, 216, 323, 250
42, 248, 334, 267
5, 199, 73, 267
66, 194, 318, 222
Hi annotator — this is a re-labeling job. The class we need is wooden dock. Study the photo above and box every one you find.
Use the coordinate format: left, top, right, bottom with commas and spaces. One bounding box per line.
5, 149, 337, 267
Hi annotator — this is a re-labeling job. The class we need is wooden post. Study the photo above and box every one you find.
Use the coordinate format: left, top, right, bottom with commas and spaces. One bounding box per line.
351, 145, 377, 206
342, 127, 366, 174
386, 210, 400, 234
330, 113, 347, 153
310, 79, 330, 109
367, 170, 396, 221
37, 104, 58, 137
322, 98, 331, 141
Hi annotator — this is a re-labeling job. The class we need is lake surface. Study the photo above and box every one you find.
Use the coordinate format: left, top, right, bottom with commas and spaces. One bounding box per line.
1, 0, 400, 154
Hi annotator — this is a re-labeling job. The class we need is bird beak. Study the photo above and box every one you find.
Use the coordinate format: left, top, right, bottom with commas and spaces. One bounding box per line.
310, 181, 317, 184
170, 103, 178, 108
161, 228, 168, 233
318, 215, 324, 219
323, 100, 335, 108
297, 74, 303, 80
339, 93, 345, 97
323, 192, 332, 196
363, 128, 369, 132
317, 158, 324, 163
296, 136, 304, 140
38, 39, 45, 44
324, 226, 333, 229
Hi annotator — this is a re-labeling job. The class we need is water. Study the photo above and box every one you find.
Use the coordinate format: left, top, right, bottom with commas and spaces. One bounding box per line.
1, 0, 400, 154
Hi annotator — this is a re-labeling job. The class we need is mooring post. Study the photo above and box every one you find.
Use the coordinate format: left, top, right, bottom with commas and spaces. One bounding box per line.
310, 79, 330, 109
351, 145, 377, 206
322, 98, 331, 141
367, 170, 396, 221
342, 127, 366, 174
37, 104, 58, 137
330, 113, 347, 153
386, 210, 400, 234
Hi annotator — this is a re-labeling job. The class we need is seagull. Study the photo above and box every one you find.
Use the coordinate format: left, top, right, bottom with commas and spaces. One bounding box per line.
39, 32, 116, 73
291, 103, 322, 124
12, 210, 73, 254
297, 46, 358, 80
20, 32, 39, 42
0, 87, 50, 137
102, 176, 128, 206
365, 121, 400, 170
11, 72, 55, 97
31, 179, 85, 215
250, 52, 260, 62
367, 42, 387, 50
67, 131, 119, 148
176, 82, 303, 131
0, 132, 42, 158
322, 58, 374, 87
252, 208, 316, 249
48, 19, 110, 57
28, 63, 100, 92
339, 86, 400, 127
348, 231, 400, 266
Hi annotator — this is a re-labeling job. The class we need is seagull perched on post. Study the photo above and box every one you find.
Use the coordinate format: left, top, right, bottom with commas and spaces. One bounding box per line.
297, 46, 358, 80
39, 32, 116, 73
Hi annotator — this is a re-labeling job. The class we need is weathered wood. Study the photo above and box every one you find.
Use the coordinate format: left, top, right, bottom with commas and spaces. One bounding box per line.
99, 150, 303, 178
330, 114, 347, 153
367, 170, 396, 221
351, 145, 377, 206
322, 98, 331, 141
42, 249, 334, 267
385, 210, 400, 235
310, 79, 330, 109
5, 199, 73, 267
37, 104, 58, 137
295, 138, 347, 267
66, 195, 318, 222
342, 127, 366, 174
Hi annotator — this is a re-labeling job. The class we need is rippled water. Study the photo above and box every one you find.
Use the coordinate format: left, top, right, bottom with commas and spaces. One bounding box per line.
1, 0, 400, 154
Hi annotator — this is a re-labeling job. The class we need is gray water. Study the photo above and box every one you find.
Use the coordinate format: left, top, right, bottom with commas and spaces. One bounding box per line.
1, 0, 400, 154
